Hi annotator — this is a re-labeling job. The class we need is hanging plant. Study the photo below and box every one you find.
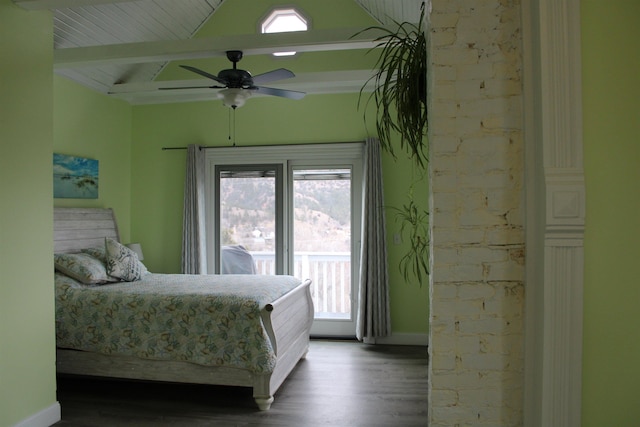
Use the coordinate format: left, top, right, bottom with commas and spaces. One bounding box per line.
355, 2, 428, 167
355, 3, 430, 286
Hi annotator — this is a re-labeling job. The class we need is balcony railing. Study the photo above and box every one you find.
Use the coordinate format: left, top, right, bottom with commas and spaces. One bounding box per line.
251, 252, 351, 318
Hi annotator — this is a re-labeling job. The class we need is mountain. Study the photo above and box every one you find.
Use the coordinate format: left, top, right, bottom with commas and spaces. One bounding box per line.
220, 177, 351, 252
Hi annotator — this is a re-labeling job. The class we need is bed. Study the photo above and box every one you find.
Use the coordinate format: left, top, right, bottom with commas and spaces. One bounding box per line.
53, 207, 314, 411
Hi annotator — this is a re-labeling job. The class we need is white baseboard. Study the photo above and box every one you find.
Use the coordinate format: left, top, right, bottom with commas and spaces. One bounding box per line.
372, 333, 428, 346
12, 402, 61, 427
311, 333, 428, 346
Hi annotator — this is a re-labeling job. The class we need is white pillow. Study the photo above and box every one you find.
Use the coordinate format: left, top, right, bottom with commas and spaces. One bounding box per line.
105, 238, 144, 281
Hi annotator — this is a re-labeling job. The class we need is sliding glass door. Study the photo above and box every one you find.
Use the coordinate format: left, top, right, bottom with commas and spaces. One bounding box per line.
206, 144, 363, 337
291, 168, 355, 335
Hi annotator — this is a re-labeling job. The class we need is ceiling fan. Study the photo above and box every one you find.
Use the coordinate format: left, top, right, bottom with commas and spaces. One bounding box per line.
166, 50, 306, 109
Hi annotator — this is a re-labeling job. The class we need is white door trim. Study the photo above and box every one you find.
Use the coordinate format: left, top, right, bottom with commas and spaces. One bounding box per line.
522, 0, 585, 425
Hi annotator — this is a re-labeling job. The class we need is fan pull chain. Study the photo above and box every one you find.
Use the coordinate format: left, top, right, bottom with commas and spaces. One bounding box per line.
228, 108, 232, 143
227, 108, 237, 146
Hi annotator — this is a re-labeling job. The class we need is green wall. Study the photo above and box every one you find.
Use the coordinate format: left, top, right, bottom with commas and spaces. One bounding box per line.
581, 0, 640, 425
131, 0, 429, 336
0, 2, 430, 424
4, 0, 637, 424
157, 0, 382, 82
53, 76, 133, 241
131, 93, 429, 334
0, 1, 57, 426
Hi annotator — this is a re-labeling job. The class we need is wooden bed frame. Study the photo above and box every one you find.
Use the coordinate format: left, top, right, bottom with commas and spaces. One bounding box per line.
53, 207, 314, 410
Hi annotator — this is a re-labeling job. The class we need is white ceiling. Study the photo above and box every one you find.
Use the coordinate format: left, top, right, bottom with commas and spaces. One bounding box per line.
14, 0, 424, 104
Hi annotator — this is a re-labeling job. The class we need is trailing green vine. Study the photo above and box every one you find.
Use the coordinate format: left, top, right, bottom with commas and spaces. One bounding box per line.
392, 168, 430, 287
355, 3, 430, 286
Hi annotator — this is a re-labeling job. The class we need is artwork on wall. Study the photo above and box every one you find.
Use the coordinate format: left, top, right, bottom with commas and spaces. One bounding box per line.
53, 153, 99, 199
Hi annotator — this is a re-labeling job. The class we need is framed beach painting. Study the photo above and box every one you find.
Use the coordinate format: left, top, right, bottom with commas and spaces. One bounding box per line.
53, 154, 99, 199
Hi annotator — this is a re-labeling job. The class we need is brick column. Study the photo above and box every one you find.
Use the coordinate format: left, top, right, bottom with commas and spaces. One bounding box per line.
426, 0, 525, 425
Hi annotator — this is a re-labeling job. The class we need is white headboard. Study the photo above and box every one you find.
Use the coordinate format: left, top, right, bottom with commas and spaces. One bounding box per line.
54, 208, 120, 253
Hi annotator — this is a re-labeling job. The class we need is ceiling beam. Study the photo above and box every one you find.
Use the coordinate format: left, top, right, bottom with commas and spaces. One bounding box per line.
107, 69, 379, 105
109, 70, 377, 94
54, 27, 387, 69
13, 0, 134, 9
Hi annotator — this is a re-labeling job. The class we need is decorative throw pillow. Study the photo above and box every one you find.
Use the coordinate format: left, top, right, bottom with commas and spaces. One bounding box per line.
81, 246, 107, 262
105, 238, 144, 281
84, 245, 148, 275
54, 252, 117, 285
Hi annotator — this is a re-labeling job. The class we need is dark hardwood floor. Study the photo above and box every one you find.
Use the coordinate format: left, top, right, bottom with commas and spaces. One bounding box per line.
55, 339, 428, 427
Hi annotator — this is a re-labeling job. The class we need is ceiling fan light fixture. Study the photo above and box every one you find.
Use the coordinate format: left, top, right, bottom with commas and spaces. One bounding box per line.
218, 88, 251, 109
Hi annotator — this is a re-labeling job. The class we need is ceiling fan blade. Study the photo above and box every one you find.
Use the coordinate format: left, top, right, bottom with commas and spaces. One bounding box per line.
252, 86, 306, 100
159, 85, 224, 90
251, 68, 295, 85
179, 65, 227, 85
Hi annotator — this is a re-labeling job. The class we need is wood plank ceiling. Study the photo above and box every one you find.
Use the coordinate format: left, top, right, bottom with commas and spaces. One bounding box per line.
13, 0, 424, 105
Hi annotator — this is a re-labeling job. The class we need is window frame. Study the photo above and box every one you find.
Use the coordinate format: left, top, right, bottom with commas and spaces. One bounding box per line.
205, 143, 363, 276
258, 6, 311, 57
260, 7, 308, 34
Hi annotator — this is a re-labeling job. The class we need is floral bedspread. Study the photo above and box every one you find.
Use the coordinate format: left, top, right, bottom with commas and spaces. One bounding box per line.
55, 272, 303, 374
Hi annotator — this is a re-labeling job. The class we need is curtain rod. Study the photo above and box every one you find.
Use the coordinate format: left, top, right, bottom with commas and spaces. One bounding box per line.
161, 141, 364, 151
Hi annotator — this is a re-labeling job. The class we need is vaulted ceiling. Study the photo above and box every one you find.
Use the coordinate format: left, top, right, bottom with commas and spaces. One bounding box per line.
14, 0, 424, 104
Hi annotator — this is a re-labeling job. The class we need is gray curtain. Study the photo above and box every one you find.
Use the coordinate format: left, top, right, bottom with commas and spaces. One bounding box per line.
356, 137, 391, 342
181, 144, 206, 274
